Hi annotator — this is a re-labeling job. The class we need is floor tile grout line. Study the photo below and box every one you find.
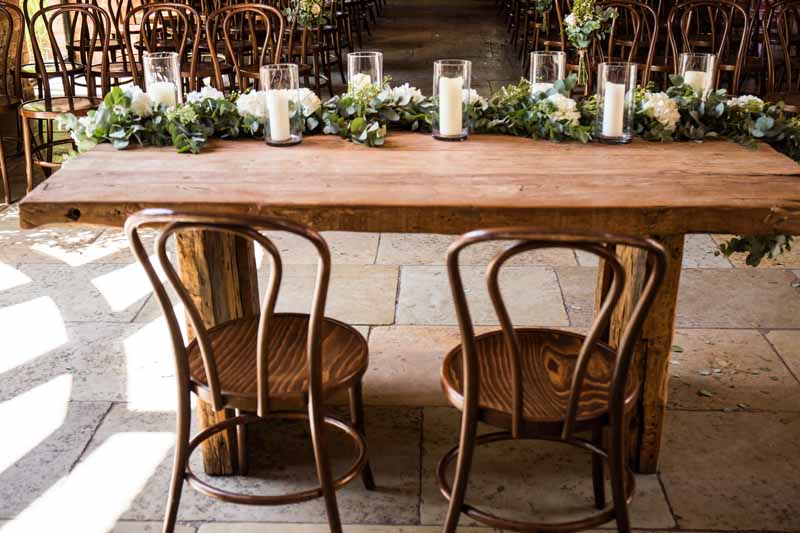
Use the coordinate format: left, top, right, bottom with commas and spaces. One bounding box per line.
759, 328, 800, 385
392, 265, 403, 326
68, 401, 114, 473
416, 406, 424, 526
552, 267, 573, 327
656, 471, 681, 529
372, 233, 382, 265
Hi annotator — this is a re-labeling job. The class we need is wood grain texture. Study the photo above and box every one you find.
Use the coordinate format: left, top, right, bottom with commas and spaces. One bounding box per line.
441, 329, 637, 428
19, 133, 800, 236
187, 313, 368, 410
176, 230, 259, 476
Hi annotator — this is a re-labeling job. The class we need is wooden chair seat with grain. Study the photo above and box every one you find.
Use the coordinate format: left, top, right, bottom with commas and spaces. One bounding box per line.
188, 313, 368, 411
21, 96, 101, 119
441, 328, 638, 434
438, 230, 668, 533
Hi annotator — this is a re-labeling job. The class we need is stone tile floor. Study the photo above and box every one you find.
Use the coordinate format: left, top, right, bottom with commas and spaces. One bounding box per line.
1, 198, 799, 532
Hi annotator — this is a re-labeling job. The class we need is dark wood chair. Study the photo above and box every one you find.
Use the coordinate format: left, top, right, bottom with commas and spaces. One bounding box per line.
667, 0, 752, 94
125, 209, 376, 533
598, 0, 659, 85
0, 0, 23, 204
20, 3, 110, 194
437, 230, 668, 533
763, 0, 800, 113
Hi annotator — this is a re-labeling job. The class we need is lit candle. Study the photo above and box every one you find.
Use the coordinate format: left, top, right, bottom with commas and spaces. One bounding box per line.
266, 90, 291, 142
683, 70, 707, 95
531, 82, 554, 95
147, 81, 177, 108
601, 81, 625, 138
439, 76, 464, 136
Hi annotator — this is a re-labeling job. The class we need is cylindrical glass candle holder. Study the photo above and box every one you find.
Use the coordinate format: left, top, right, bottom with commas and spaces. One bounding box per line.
260, 63, 302, 147
594, 62, 636, 144
433, 59, 471, 142
678, 53, 715, 98
143, 51, 182, 107
348, 51, 383, 94
530, 51, 566, 95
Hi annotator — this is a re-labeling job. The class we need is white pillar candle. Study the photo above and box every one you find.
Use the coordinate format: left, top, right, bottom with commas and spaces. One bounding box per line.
683, 70, 707, 95
266, 90, 291, 142
531, 82, 554, 95
147, 81, 177, 108
601, 81, 625, 138
439, 76, 464, 136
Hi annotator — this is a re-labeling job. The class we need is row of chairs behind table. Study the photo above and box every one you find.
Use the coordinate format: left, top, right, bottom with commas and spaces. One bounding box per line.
501, 0, 800, 101
0, 0, 385, 203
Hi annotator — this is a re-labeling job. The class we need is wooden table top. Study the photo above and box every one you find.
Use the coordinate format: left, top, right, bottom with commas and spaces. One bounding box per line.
19, 132, 800, 235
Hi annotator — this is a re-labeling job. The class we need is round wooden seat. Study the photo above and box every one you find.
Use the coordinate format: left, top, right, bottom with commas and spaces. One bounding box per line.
441, 328, 638, 432
188, 313, 368, 410
21, 96, 101, 119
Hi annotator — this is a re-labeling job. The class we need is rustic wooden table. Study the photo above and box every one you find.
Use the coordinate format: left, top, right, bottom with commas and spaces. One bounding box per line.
19, 132, 800, 474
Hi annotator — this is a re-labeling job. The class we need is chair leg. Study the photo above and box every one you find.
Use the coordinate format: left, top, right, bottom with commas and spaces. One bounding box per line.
348, 381, 376, 490
163, 392, 191, 533
308, 400, 343, 533
235, 408, 248, 476
591, 425, 606, 510
608, 418, 632, 533
442, 402, 479, 533
22, 115, 34, 194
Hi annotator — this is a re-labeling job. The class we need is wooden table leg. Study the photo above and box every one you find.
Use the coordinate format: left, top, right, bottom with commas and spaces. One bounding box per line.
176, 230, 260, 476
595, 235, 684, 474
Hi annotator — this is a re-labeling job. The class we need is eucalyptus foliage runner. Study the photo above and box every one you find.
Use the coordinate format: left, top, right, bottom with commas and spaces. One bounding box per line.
59, 75, 798, 266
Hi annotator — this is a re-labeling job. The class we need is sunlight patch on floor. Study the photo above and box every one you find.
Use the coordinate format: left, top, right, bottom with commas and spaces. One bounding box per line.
0, 432, 174, 533
91, 257, 165, 312
0, 297, 67, 373
0, 263, 31, 291
0, 374, 72, 475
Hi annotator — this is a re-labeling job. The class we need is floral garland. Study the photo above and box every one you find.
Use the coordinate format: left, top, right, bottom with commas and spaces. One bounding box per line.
59, 75, 797, 266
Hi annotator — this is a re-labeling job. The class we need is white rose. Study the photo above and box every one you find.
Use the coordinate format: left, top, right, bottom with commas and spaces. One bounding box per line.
640, 91, 680, 130
463, 88, 488, 110
565, 13, 577, 26
298, 87, 321, 116
187, 82, 225, 104
236, 90, 268, 120
311, 2, 321, 15
349, 72, 374, 93
728, 94, 764, 113
124, 86, 153, 117
546, 93, 581, 125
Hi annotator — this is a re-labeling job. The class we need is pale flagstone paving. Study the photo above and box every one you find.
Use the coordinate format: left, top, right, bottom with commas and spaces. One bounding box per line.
2, 197, 800, 531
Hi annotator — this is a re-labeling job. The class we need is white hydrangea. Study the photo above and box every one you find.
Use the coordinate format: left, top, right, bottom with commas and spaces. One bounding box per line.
124, 86, 153, 118
298, 87, 321, 117
383, 83, 424, 105
236, 90, 268, 121
728, 94, 764, 113
464, 88, 488, 110
546, 93, 581, 125
186, 83, 225, 104
349, 73, 374, 93
640, 91, 680, 131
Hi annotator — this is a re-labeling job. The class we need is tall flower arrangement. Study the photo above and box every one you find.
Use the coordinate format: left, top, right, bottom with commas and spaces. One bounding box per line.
282, 0, 326, 27
564, 0, 617, 85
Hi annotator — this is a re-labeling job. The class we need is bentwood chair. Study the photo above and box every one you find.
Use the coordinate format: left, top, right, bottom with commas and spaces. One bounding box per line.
0, 1, 23, 204
667, 0, 752, 95
21, 3, 110, 194
125, 209, 375, 533
438, 230, 667, 533
598, 0, 659, 85
205, 3, 286, 91
763, 0, 800, 113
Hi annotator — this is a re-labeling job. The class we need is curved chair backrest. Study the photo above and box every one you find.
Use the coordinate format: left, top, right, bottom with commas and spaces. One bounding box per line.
598, 0, 659, 85
0, 1, 24, 99
763, 0, 800, 98
29, 3, 111, 102
125, 209, 332, 418
446, 230, 667, 440
124, 3, 201, 90
205, 3, 286, 91
667, 0, 750, 94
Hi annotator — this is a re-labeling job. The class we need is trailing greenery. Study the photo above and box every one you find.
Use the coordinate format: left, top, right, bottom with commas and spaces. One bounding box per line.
59, 75, 799, 266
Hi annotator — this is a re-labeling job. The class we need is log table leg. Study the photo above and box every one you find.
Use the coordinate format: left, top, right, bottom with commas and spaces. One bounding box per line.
595, 235, 684, 474
176, 230, 260, 476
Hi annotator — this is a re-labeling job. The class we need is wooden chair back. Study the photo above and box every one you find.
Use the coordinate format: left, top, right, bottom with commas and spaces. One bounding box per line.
205, 3, 286, 91
598, 0, 659, 84
667, 0, 751, 94
763, 0, 800, 99
124, 3, 201, 89
0, 0, 24, 99
125, 209, 333, 418
28, 3, 111, 103
446, 230, 667, 439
